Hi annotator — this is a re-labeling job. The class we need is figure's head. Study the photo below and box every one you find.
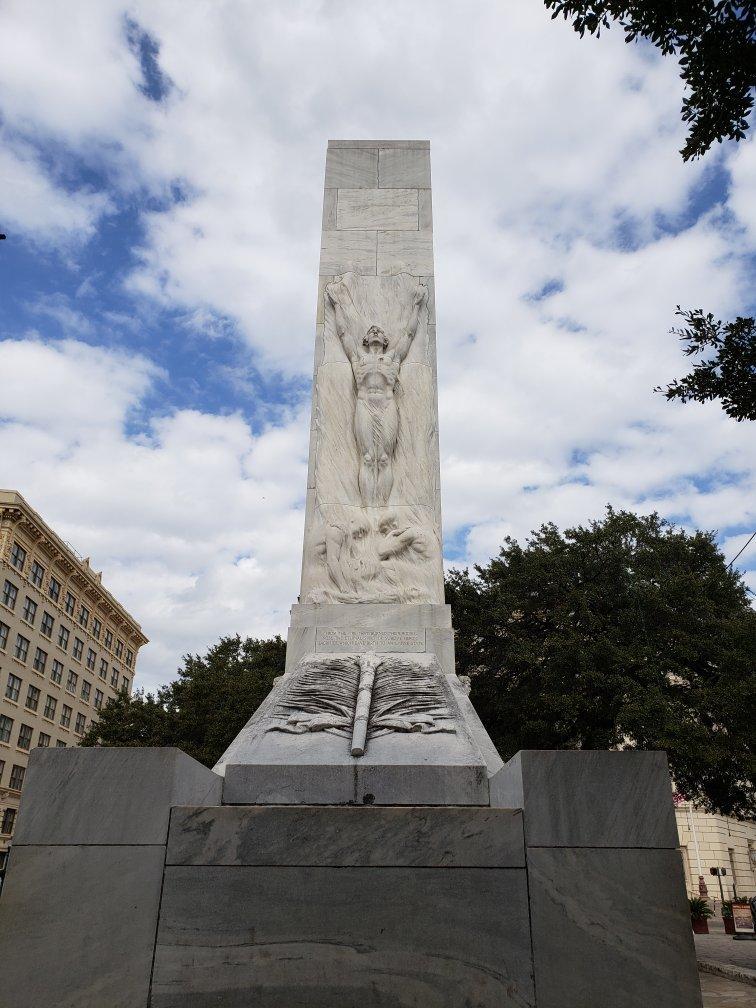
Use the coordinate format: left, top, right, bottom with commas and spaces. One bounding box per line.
363, 325, 388, 352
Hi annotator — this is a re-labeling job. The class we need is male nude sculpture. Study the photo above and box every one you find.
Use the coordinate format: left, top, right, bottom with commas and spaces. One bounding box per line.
326, 277, 428, 506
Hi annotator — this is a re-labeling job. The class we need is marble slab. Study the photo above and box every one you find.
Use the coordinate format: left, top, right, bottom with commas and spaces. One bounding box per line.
314, 626, 426, 652
167, 805, 524, 867
337, 188, 418, 230
489, 750, 679, 848
528, 847, 702, 1008
379, 146, 432, 187
324, 146, 378, 187
319, 229, 376, 275
13, 746, 221, 846
377, 230, 433, 275
0, 845, 165, 1008
151, 865, 535, 1007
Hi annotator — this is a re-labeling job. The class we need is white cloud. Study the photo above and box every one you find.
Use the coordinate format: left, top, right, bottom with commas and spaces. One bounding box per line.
0, 0, 753, 690
0, 339, 307, 690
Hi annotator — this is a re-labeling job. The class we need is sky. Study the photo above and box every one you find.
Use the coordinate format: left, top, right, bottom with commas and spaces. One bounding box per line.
1, 1, 754, 692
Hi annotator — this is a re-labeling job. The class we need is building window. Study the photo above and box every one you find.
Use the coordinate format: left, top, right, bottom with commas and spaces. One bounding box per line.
10, 541, 26, 571
0, 714, 13, 743
64, 592, 76, 617
48, 576, 61, 602
0, 621, 8, 650
43, 695, 57, 719
5, 673, 21, 702
79, 605, 89, 629
94, 688, 104, 710
92, 617, 102, 639
1, 808, 16, 834
55, 740, 67, 748
60, 705, 72, 728
99, 657, 108, 680
115, 639, 124, 659
58, 626, 70, 650
2, 579, 18, 610
74, 712, 86, 735
126, 648, 134, 668
86, 648, 96, 671
25, 685, 40, 712
66, 670, 78, 694
33, 647, 47, 674
17, 723, 33, 751
50, 659, 63, 685
104, 629, 113, 649
122, 677, 130, 693
0, 760, 4, 785
14, 634, 29, 663
81, 680, 91, 702
72, 638, 83, 661
9, 764, 25, 790
40, 611, 55, 639
37, 732, 51, 747
110, 667, 120, 687
22, 596, 37, 625
30, 560, 44, 588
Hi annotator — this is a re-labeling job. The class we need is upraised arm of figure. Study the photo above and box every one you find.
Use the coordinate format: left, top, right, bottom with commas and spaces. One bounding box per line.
393, 282, 428, 363
326, 279, 359, 365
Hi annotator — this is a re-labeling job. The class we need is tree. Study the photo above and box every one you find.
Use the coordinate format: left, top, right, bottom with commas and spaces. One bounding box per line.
656, 307, 756, 421
446, 507, 756, 818
544, 1, 756, 161
82, 634, 285, 767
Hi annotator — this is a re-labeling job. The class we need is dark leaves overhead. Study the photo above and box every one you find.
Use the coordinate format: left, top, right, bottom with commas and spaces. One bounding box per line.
544, 1, 756, 160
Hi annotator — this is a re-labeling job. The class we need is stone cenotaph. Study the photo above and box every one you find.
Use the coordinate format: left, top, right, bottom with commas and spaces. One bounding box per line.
0, 141, 702, 1008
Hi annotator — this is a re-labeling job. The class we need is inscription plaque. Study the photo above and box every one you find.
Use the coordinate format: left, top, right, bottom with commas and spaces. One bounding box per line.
315, 628, 426, 652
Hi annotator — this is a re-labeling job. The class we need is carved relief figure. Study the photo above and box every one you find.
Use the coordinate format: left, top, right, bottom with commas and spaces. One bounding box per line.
326, 278, 428, 507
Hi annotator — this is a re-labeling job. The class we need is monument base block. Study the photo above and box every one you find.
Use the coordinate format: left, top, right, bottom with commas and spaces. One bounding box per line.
0, 748, 702, 1008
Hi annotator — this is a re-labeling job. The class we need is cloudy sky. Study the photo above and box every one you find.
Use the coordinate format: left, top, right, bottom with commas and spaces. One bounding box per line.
1, 1, 754, 691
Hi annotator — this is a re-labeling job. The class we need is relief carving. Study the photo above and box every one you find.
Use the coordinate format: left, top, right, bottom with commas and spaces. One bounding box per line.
327, 277, 427, 507
269, 652, 456, 757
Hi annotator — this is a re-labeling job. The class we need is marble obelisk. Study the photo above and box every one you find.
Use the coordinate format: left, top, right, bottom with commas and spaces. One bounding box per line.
215, 141, 499, 804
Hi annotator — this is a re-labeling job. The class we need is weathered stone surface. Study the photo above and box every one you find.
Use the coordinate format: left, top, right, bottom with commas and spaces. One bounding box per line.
314, 625, 426, 652
290, 601, 452, 628
319, 229, 376, 275
489, 750, 679, 847
377, 230, 433, 275
419, 189, 433, 229
528, 847, 702, 1008
0, 844, 165, 1008
379, 146, 432, 187
167, 805, 525, 866
324, 146, 378, 187
321, 188, 337, 229
13, 746, 221, 846
337, 188, 418, 230
151, 865, 535, 1007
329, 139, 429, 149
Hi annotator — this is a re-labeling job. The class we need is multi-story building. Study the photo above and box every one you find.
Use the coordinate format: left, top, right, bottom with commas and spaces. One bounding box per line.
676, 797, 756, 903
0, 490, 148, 871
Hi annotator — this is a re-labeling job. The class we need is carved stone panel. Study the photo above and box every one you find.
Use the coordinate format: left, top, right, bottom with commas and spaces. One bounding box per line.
302, 271, 443, 604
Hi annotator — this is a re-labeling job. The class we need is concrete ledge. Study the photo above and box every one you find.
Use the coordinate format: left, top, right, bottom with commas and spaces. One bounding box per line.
167, 805, 525, 867
14, 747, 221, 845
697, 959, 756, 987
489, 750, 679, 848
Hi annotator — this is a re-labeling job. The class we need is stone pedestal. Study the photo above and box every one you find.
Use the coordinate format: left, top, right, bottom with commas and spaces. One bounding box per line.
0, 747, 702, 1007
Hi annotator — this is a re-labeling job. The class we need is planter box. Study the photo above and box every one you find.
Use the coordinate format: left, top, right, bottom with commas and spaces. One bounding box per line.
692, 918, 709, 935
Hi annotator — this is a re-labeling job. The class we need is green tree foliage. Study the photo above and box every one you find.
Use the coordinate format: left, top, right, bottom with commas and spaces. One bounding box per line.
656, 308, 756, 421
446, 508, 756, 818
544, 1, 756, 161
82, 635, 285, 767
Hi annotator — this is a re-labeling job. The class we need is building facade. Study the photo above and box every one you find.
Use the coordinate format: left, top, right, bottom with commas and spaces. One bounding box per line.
0, 491, 148, 870
676, 799, 756, 903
